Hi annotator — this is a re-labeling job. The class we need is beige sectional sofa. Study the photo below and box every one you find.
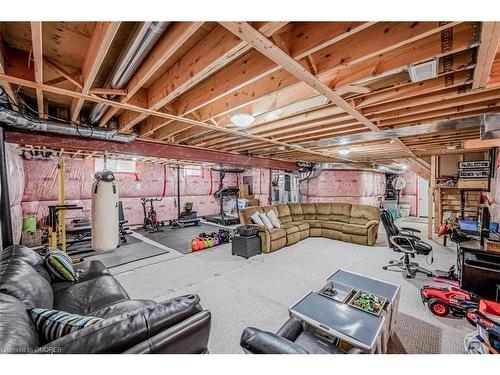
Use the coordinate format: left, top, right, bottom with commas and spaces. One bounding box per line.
239, 202, 380, 253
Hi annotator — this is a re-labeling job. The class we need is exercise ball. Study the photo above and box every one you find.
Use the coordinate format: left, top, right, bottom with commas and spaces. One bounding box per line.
91, 171, 119, 252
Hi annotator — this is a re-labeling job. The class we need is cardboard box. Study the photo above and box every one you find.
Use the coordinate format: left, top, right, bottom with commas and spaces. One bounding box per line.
238, 184, 250, 198
245, 198, 260, 207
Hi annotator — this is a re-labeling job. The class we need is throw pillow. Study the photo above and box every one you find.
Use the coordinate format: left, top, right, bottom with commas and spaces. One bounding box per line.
266, 210, 281, 228
44, 249, 77, 282
29, 308, 103, 343
250, 212, 265, 226
259, 213, 274, 230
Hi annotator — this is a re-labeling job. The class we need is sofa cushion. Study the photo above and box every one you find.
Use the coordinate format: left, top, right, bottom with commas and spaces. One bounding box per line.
315, 203, 331, 221
259, 213, 274, 230
0, 293, 40, 353
304, 219, 322, 228
1, 245, 51, 283
275, 204, 293, 224
288, 203, 304, 221
52, 260, 112, 292
90, 299, 157, 319
349, 205, 380, 225
45, 249, 78, 282
0, 257, 53, 309
53, 275, 129, 315
330, 203, 352, 223
269, 228, 287, 240
266, 209, 281, 228
30, 308, 103, 344
322, 221, 343, 231
240, 206, 264, 225
341, 223, 369, 236
250, 212, 265, 226
289, 221, 310, 231
301, 203, 316, 220
280, 224, 299, 235
41, 294, 204, 354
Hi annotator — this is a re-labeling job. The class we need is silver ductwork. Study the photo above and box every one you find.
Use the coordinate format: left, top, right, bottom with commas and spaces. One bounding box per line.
0, 107, 137, 143
88, 21, 170, 125
481, 113, 500, 139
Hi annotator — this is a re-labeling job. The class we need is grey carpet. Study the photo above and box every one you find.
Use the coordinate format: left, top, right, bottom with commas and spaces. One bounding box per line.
135, 223, 226, 254
83, 241, 169, 269
114, 219, 473, 354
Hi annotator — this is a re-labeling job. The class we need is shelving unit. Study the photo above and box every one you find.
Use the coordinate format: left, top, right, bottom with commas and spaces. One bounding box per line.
434, 187, 481, 233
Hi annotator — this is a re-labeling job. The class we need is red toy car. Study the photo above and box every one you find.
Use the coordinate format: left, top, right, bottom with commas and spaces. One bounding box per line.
421, 285, 479, 319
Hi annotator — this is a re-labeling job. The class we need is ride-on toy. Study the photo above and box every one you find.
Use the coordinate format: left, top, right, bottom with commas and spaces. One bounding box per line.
421, 285, 479, 319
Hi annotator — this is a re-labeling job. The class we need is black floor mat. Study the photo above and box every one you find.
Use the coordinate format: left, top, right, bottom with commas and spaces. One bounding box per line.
82, 241, 169, 269
67, 234, 142, 257
135, 223, 224, 254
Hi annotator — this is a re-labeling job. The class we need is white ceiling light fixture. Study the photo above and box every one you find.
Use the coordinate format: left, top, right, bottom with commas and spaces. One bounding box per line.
446, 144, 457, 150
229, 113, 255, 128
408, 58, 438, 83
338, 148, 351, 156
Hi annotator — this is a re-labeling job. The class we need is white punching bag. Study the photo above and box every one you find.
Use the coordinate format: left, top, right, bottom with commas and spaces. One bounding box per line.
91, 170, 119, 252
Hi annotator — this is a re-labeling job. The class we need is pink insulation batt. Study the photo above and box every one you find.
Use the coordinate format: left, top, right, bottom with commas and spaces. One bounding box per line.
20, 157, 271, 225
300, 170, 386, 206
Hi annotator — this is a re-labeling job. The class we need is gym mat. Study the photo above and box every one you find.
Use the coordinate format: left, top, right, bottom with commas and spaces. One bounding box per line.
135, 223, 224, 254
67, 234, 142, 257
83, 241, 169, 269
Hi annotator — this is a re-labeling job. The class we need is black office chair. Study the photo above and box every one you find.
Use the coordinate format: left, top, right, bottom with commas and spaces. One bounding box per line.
380, 209, 433, 279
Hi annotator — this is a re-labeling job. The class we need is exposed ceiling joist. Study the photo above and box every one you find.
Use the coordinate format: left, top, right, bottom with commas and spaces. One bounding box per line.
0, 36, 18, 108
119, 22, 288, 133
473, 22, 500, 90
220, 21, 380, 131
70, 22, 121, 123
30, 22, 43, 118
99, 22, 204, 126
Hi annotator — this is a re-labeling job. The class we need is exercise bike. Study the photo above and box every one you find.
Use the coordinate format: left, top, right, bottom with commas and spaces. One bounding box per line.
141, 198, 164, 233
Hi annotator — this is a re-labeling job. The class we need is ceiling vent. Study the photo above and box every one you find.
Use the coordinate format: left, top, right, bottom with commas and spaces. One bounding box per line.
408, 59, 438, 83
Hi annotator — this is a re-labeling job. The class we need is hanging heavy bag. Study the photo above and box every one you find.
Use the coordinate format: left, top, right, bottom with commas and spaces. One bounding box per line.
91, 171, 119, 252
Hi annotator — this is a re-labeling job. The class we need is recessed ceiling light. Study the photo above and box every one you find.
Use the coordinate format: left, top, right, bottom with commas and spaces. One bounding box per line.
229, 113, 255, 128
400, 164, 408, 170
132, 156, 138, 161
338, 148, 351, 156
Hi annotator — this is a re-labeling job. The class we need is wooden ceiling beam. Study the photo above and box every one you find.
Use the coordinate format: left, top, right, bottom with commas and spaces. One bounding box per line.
0, 35, 18, 108
70, 22, 121, 123
220, 21, 380, 131
473, 22, 500, 90
99, 22, 204, 126
30, 22, 44, 118
120, 22, 288, 133
169, 22, 473, 145
0, 72, 341, 162
464, 138, 500, 149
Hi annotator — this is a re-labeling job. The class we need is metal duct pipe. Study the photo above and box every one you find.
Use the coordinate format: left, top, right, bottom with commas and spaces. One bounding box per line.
0, 107, 137, 143
88, 21, 170, 124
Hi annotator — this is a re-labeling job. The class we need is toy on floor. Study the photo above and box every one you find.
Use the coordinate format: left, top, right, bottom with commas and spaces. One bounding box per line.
420, 285, 479, 320
464, 299, 500, 354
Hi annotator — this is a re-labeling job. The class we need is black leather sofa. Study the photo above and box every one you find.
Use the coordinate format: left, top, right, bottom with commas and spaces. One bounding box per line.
240, 317, 362, 354
0, 245, 211, 354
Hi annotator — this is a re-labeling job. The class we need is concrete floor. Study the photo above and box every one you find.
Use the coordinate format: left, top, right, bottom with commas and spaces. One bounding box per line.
112, 219, 474, 354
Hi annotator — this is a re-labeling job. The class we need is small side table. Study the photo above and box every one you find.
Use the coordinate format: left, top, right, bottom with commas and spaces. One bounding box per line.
232, 235, 261, 259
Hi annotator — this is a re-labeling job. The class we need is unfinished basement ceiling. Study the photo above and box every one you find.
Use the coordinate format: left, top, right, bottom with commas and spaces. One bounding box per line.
1, 21, 500, 180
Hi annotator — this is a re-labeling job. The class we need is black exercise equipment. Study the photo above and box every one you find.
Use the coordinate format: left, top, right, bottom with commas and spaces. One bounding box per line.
204, 168, 243, 226
118, 201, 131, 243
171, 166, 201, 228
141, 197, 164, 233
380, 209, 433, 279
